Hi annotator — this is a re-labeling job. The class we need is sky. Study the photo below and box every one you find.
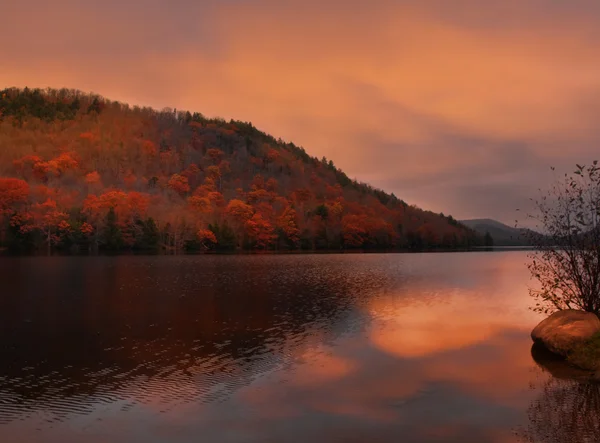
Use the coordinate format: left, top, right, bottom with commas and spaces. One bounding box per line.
3, 0, 600, 225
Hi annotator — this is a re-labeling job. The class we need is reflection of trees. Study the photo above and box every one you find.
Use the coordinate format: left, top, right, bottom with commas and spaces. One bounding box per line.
519, 344, 600, 442
0, 255, 384, 423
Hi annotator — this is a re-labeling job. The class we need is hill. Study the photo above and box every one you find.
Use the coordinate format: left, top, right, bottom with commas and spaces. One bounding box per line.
459, 219, 532, 246
0, 87, 480, 253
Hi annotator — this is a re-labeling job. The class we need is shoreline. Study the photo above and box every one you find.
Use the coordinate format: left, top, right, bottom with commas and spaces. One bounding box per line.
0, 247, 535, 257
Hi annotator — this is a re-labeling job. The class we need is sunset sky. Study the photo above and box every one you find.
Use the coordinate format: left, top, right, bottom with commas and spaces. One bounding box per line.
3, 0, 600, 224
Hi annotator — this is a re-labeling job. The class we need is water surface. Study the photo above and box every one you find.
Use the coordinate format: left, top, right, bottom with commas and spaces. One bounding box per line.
0, 252, 597, 442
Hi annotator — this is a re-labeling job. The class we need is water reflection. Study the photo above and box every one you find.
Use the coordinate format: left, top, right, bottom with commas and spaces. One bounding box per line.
516, 345, 600, 442
520, 378, 600, 443
0, 255, 380, 424
0, 252, 595, 442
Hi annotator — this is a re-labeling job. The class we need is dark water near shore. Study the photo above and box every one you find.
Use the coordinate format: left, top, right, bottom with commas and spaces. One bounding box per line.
0, 252, 598, 443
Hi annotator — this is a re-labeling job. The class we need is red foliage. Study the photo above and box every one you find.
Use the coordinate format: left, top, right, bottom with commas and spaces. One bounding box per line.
188, 196, 212, 213
0, 178, 29, 216
142, 140, 158, 157
85, 171, 101, 185
168, 174, 190, 196
265, 149, 280, 163
197, 229, 217, 249
277, 206, 300, 246
342, 214, 368, 247
80, 222, 94, 236
206, 148, 224, 164
0, 88, 476, 252
245, 213, 275, 249
226, 199, 254, 223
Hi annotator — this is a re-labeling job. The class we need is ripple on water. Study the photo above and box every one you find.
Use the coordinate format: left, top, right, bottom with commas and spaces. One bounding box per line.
0, 253, 595, 443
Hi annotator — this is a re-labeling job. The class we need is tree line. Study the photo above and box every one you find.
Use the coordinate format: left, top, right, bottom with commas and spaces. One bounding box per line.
0, 87, 481, 254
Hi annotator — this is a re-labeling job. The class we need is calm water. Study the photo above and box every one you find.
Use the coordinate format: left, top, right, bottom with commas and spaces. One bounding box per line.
0, 252, 598, 443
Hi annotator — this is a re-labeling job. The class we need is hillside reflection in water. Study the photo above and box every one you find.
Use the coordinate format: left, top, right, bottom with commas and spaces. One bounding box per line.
0, 253, 596, 442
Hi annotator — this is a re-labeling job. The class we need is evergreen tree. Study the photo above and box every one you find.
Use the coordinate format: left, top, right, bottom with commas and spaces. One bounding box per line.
103, 207, 122, 250
484, 231, 494, 247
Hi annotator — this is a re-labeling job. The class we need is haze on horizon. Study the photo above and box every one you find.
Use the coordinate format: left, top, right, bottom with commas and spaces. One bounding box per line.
3, 0, 600, 225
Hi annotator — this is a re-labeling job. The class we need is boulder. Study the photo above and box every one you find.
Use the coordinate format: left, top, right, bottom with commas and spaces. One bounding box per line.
531, 309, 600, 357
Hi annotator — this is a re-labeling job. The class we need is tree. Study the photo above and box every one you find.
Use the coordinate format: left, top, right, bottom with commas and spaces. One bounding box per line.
245, 213, 275, 249
31, 199, 69, 254
208, 222, 236, 250
341, 214, 368, 248
0, 178, 30, 244
523, 162, 600, 314
484, 231, 494, 247
168, 174, 190, 196
277, 205, 300, 248
103, 207, 123, 250
0, 178, 29, 217
225, 199, 254, 247
0, 88, 477, 253
197, 229, 217, 250
315, 204, 329, 219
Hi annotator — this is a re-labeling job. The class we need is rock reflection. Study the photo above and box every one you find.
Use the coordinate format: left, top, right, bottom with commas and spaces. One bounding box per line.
519, 344, 600, 442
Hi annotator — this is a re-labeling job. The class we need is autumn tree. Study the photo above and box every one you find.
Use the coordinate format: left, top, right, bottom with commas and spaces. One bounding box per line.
225, 199, 254, 247
341, 214, 368, 248
197, 228, 217, 250
277, 205, 300, 248
168, 174, 190, 196
31, 199, 69, 254
0, 178, 29, 244
0, 88, 477, 253
0, 178, 29, 217
245, 213, 275, 249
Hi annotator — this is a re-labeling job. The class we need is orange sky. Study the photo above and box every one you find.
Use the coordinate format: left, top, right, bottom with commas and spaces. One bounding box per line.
3, 0, 600, 223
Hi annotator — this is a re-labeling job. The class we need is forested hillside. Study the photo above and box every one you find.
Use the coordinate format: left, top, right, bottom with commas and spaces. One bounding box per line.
0, 87, 479, 253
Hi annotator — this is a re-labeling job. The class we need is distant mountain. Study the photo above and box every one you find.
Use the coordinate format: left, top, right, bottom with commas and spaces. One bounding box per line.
459, 218, 532, 246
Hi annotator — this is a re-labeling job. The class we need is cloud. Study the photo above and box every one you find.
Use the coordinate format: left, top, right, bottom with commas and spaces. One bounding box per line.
2, 0, 600, 222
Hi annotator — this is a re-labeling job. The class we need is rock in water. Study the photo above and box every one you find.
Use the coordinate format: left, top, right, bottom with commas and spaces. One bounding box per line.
531, 309, 600, 357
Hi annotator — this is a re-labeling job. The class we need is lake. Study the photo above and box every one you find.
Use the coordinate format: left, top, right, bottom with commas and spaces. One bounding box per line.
0, 252, 598, 443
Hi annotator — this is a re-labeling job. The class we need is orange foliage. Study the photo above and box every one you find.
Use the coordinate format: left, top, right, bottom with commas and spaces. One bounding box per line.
278, 206, 300, 245
168, 174, 190, 195
52, 152, 79, 172
225, 199, 254, 223
206, 148, 224, 164
0, 178, 29, 215
123, 172, 137, 188
265, 178, 278, 193
83, 190, 150, 222
207, 191, 225, 207
245, 213, 275, 249
142, 140, 158, 157
342, 214, 368, 247
0, 88, 478, 252
13, 155, 42, 173
79, 132, 97, 142
85, 171, 101, 185
205, 165, 221, 181
181, 163, 200, 179
29, 199, 69, 245
197, 229, 217, 249
188, 196, 212, 213
265, 148, 280, 163
58, 220, 72, 232
80, 222, 94, 236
